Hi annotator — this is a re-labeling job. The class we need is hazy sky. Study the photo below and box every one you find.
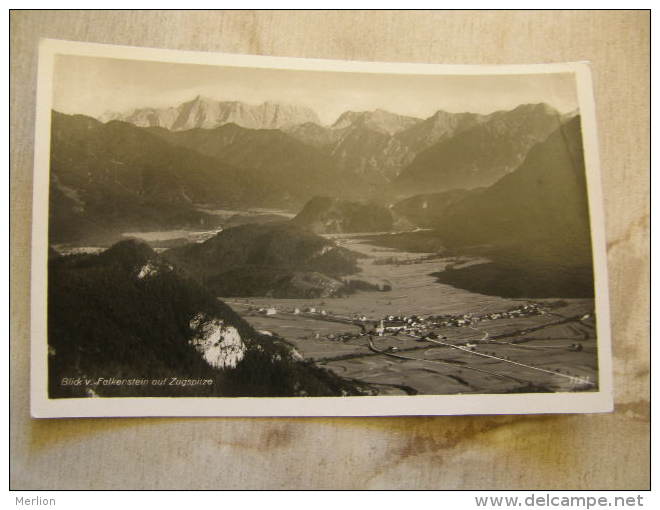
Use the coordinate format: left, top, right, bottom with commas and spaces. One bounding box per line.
53, 55, 579, 125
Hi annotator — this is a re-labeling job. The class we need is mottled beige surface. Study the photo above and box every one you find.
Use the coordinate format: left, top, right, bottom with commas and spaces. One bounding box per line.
10, 10, 649, 489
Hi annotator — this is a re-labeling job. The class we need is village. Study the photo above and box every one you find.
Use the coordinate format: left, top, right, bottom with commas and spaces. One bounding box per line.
243, 301, 555, 343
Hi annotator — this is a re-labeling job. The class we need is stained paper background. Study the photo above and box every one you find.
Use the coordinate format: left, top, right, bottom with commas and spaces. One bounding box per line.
10, 10, 649, 489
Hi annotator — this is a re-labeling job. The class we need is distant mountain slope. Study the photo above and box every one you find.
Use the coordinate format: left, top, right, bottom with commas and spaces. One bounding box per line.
326, 109, 423, 184
285, 109, 485, 186
366, 116, 593, 298
393, 103, 565, 195
49, 112, 255, 243
49, 240, 368, 397
100, 95, 321, 131
331, 109, 422, 135
392, 189, 478, 228
328, 125, 409, 184
433, 116, 594, 297
437, 116, 591, 259
292, 196, 393, 234
164, 223, 361, 298
283, 122, 342, 149
147, 123, 361, 206
286, 109, 423, 185
394, 110, 486, 156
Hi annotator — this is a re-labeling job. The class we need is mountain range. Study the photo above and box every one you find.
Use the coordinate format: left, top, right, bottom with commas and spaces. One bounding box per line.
100, 95, 321, 131
284, 108, 486, 184
98, 97, 572, 190
51, 99, 578, 245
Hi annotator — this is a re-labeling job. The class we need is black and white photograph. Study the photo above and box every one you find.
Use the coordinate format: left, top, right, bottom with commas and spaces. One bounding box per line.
30, 39, 612, 417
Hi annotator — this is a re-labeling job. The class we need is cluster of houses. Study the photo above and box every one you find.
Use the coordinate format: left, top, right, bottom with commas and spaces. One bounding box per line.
246, 301, 550, 341
427, 302, 547, 327
368, 302, 548, 337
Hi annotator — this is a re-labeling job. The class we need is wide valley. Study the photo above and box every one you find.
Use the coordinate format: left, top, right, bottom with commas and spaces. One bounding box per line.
101, 214, 599, 396
55, 207, 598, 396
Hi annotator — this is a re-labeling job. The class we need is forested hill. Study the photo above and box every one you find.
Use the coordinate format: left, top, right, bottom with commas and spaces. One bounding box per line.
48, 239, 371, 398
163, 223, 362, 298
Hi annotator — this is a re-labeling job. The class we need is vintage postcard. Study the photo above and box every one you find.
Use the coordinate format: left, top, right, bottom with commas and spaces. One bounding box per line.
30, 39, 613, 417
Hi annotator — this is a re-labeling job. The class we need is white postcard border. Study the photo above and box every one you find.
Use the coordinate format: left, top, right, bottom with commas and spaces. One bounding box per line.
30, 39, 613, 418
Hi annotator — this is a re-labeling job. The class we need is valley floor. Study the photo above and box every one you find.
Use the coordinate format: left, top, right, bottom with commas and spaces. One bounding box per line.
223, 234, 598, 395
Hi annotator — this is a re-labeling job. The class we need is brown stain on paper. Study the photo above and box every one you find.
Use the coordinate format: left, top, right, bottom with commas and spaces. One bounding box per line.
27, 411, 647, 488
606, 212, 649, 254
213, 422, 295, 451
343, 414, 583, 488
616, 400, 650, 423
313, 414, 572, 467
28, 417, 167, 451
29, 414, 552, 452
352, 414, 565, 455
28, 416, 297, 453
